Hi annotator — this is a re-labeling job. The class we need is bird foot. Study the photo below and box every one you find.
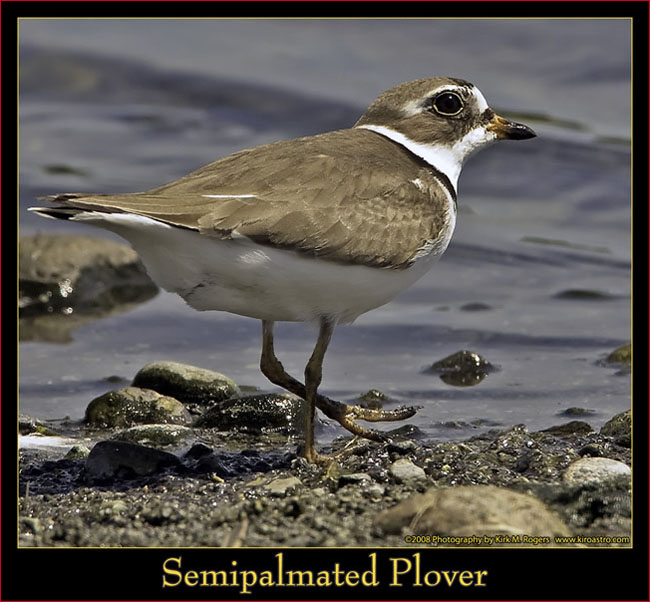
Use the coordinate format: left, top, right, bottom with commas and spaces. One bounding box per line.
315, 396, 420, 442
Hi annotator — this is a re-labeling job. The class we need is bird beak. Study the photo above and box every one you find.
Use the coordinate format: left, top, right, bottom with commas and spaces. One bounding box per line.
487, 114, 537, 140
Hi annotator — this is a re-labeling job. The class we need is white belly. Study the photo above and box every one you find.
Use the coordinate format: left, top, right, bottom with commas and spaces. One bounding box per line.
72, 213, 447, 323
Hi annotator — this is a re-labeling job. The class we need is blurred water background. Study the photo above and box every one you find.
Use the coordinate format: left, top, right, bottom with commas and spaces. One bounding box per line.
18, 18, 631, 442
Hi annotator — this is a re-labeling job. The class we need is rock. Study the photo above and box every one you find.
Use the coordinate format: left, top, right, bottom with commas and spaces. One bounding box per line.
460, 302, 492, 312
541, 421, 594, 437
558, 407, 597, 417
19, 234, 157, 317
357, 389, 389, 409
265, 476, 302, 497
424, 350, 495, 387
132, 361, 240, 405
85, 387, 192, 428
578, 443, 606, 457
338, 472, 373, 487
554, 289, 614, 300
376, 486, 571, 543
605, 344, 631, 365
21, 517, 42, 534
389, 458, 426, 482
19, 414, 58, 436
194, 393, 303, 434
111, 424, 194, 448
563, 457, 631, 486
191, 450, 291, 478
600, 410, 631, 447
386, 425, 427, 442
183, 443, 213, 459
85, 440, 181, 480
64, 445, 91, 460
366, 483, 386, 500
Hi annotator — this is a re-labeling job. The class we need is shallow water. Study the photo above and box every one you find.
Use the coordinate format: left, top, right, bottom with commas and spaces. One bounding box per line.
18, 19, 631, 443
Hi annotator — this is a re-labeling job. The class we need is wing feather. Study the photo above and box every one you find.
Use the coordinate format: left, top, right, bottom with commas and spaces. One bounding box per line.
40, 129, 454, 268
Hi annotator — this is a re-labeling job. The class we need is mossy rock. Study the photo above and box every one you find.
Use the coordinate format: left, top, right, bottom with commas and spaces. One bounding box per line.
194, 393, 304, 435
541, 421, 594, 437
85, 387, 192, 428
600, 410, 631, 447
605, 344, 631, 366
112, 424, 194, 448
132, 361, 240, 405
425, 350, 495, 387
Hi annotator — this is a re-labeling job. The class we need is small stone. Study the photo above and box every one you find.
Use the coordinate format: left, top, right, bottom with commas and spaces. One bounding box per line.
265, 476, 302, 497
85, 440, 181, 480
338, 472, 372, 487
389, 459, 426, 482
555, 289, 614, 300
132, 361, 240, 405
425, 350, 495, 387
85, 387, 192, 428
64, 445, 91, 460
428, 350, 492, 372
563, 457, 631, 486
460, 302, 491, 312
558, 407, 597, 417
357, 389, 389, 409
366, 483, 386, 500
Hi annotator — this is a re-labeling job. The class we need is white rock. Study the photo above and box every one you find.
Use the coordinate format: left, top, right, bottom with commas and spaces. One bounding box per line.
390, 458, 426, 482
265, 476, 302, 496
563, 457, 631, 485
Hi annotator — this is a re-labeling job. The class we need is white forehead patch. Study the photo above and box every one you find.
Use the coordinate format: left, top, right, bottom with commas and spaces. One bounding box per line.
471, 87, 490, 112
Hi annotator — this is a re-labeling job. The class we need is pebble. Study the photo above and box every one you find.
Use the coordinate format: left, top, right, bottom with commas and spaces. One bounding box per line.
64, 445, 91, 460
132, 361, 240, 405
338, 472, 372, 487
265, 476, 302, 497
389, 458, 426, 482
424, 350, 494, 387
563, 457, 631, 486
366, 483, 386, 500
559, 407, 597, 417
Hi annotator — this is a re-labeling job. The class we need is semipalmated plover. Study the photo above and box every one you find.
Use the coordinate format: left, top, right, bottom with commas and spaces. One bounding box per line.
31, 77, 536, 463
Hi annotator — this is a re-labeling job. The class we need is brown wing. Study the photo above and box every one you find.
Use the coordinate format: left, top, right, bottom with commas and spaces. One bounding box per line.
40, 129, 453, 269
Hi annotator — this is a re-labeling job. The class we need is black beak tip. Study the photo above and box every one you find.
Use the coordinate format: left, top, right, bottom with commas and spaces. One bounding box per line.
510, 123, 537, 140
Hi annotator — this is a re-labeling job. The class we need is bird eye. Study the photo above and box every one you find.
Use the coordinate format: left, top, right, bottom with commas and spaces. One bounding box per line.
432, 92, 464, 116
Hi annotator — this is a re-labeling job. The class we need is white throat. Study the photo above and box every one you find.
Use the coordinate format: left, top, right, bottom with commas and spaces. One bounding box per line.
357, 124, 496, 192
